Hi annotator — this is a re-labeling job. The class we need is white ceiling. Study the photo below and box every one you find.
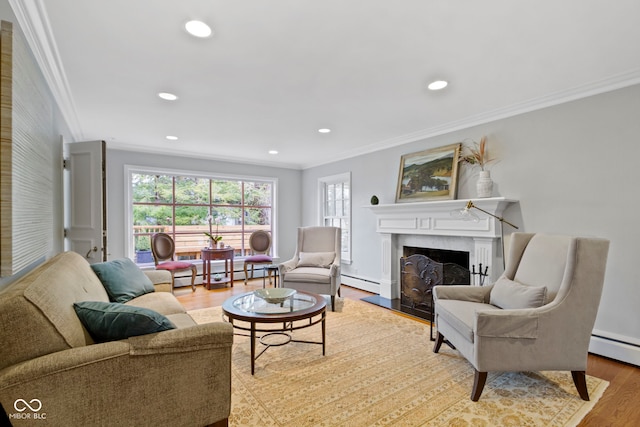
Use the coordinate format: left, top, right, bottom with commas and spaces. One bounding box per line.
13, 0, 640, 169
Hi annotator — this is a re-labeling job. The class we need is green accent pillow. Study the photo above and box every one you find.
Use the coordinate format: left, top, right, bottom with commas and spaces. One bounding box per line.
91, 258, 155, 303
73, 301, 176, 343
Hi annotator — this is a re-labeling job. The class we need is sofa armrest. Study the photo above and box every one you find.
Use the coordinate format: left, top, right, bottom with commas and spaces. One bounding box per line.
433, 285, 492, 303
0, 323, 233, 426
128, 322, 233, 355
144, 269, 172, 292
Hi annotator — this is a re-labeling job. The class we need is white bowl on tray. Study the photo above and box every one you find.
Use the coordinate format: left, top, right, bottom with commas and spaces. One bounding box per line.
253, 288, 296, 304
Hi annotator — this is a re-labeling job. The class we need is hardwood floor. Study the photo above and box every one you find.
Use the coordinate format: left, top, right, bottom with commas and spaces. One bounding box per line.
175, 280, 640, 427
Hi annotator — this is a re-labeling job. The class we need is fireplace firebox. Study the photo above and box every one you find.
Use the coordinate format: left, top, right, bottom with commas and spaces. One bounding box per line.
399, 247, 470, 320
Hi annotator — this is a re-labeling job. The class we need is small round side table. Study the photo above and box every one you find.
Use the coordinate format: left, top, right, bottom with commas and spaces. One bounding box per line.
263, 264, 280, 288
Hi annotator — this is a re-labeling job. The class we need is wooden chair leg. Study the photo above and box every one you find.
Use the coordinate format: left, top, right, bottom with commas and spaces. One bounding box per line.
331, 295, 335, 312
471, 370, 487, 401
571, 371, 590, 401
243, 264, 249, 285
190, 265, 197, 292
433, 332, 444, 353
170, 272, 176, 294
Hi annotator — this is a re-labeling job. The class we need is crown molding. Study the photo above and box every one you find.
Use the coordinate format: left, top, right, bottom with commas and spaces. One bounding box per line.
301, 69, 640, 169
10, 1, 640, 169
9, 0, 83, 140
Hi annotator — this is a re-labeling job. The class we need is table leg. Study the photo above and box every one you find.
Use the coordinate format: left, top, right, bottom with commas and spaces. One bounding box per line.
322, 311, 326, 356
203, 258, 210, 290
230, 258, 234, 287
250, 322, 256, 375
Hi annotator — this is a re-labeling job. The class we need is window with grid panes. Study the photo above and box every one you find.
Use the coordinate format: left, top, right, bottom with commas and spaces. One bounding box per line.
127, 168, 274, 264
319, 172, 351, 263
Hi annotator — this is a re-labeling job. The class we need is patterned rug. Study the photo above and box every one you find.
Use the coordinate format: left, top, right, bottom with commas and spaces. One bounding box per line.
189, 299, 608, 426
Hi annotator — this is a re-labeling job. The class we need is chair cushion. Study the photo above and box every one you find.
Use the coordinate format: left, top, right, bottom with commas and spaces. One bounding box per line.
284, 267, 332, 284
156, 261, 194, 271
73, 301, 176, 343
490, 277, 547, 309
436, 300, 499, 343
91, 258, 155, 303
245, 254, 272, 263
296, 252, 335, 268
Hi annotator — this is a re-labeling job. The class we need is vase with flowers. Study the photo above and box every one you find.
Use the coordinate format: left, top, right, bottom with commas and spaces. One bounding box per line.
458, 136, 496, 198
203, 214, 223, 249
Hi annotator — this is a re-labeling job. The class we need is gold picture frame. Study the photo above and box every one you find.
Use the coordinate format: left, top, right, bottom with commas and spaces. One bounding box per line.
395, 143, 461, 203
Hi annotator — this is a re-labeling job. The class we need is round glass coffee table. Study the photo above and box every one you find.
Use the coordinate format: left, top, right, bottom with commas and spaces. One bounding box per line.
222, 290, 326, 374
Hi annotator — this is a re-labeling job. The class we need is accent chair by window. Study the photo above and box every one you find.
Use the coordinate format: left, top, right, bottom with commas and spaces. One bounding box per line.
243, 230, 273, 285
151, 233, 197, 293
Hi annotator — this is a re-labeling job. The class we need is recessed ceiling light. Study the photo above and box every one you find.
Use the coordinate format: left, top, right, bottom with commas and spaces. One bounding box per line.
268, 150, 278, 155
158, 92, 178, 101
166, 135, 178, 141
185, 20, 212, 38
427, 80, 448, 91
318, 128, 331, 134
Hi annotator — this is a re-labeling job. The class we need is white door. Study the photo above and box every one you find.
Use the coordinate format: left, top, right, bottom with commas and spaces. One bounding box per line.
64, 140, 106, 263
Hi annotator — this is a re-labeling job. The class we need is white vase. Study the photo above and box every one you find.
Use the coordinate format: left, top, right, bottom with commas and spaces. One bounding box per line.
217, 241, 225, 249
476, 170, 493, 198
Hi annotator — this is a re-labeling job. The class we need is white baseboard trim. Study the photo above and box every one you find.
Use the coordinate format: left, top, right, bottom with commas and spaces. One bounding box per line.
589, 329, 640, 367
341, 275, 380, 295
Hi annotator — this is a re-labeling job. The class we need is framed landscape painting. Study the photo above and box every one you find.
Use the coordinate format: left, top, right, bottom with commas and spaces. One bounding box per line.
395, 143, 461, 202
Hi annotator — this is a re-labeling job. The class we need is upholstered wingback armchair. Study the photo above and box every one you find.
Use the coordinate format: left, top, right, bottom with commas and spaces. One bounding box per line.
279, 226, 341, 311
433, 232, 610, 401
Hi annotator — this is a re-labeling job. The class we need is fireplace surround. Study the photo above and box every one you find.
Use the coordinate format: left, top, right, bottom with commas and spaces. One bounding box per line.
368, 197, 516, 300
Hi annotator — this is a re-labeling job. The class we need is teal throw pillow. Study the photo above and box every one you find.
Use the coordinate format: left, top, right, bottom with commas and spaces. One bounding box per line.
73, 301, 176, 343
91, 258, 155, 303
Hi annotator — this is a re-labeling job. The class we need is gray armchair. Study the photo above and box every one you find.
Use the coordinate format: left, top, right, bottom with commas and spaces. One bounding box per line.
279, 226, 342, 311
433, 232, 610, 401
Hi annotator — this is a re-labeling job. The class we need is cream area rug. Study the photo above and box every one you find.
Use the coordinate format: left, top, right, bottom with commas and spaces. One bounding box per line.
188, 299, 608, 427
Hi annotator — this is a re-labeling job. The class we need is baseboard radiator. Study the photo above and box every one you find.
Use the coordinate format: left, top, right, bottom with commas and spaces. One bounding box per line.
590, 329, 640, 367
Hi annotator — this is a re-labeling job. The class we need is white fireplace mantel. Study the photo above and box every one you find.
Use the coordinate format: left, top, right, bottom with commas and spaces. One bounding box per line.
367, 197, 517, 299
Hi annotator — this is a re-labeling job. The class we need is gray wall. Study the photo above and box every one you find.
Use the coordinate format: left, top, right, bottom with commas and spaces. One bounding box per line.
302, 83, 640, 357
105, 149, 303, 264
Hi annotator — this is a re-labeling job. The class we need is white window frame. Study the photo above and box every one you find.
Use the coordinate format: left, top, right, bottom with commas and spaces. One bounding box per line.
318, 172, 351, 264
124, 165, 278, 261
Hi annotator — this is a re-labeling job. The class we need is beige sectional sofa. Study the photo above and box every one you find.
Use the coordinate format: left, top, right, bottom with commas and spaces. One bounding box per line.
0, 251, 232, 426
